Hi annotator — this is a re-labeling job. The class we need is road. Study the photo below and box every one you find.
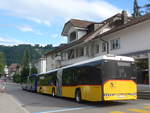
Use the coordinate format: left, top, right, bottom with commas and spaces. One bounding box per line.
1, 83, 150, 113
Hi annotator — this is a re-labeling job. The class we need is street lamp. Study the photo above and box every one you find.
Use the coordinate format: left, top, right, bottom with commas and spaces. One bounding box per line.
29, 63, 32, 76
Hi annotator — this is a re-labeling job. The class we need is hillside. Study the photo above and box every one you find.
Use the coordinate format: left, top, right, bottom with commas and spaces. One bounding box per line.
0, 44, 54, 65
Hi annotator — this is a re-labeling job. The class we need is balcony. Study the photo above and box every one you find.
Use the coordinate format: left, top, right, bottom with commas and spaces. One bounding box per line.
61, 56, 89, 66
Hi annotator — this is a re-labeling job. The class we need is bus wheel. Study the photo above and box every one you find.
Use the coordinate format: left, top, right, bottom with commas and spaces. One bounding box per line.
52, 88, 55, 97
75, 90, 82, 103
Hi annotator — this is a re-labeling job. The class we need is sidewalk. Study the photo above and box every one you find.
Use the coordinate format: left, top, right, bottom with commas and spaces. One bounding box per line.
0, 92, 29, 113
138, 85, 150, 99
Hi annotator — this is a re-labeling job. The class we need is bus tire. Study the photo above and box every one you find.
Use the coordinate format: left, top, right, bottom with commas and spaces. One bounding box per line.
39, 87, 42, 93
75, 89, 82, 103
52, 88, 55, 97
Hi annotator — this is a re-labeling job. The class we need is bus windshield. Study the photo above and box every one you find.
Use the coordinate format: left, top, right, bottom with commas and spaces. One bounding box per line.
102, 60, 136, 80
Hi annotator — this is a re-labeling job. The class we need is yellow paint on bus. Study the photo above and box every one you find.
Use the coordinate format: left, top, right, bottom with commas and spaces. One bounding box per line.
37, 86, 56, 95
37, 80, 137, 102
62, 85, 103, 101
104, 80, 137, 101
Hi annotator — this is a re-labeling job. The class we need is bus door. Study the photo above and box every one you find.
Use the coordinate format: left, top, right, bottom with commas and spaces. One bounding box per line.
56, 69, 62, 96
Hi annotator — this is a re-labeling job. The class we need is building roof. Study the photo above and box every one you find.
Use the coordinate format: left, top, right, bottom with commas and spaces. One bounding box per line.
45, 13, 150, 56
61, 19, 95, 36
8, 63, 19, 72
69, 19, 95, 28
95, 13, 150, 39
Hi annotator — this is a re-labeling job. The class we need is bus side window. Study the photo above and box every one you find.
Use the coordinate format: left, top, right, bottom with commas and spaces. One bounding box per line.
77, 66, 88, 84
73, 67, 80, 85
62, 68, 74, 86
77, 66, 102, 85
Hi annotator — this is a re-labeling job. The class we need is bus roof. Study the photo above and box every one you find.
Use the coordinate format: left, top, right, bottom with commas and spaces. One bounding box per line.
62, 54, 134, 69
29, 74, 38, 77
38, 68, 58, 76
38, 55, 134, 75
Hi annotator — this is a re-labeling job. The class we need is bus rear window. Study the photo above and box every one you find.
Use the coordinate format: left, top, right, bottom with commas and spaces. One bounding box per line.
102, 60, 136, 80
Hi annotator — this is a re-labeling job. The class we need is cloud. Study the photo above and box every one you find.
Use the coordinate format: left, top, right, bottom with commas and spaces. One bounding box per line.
26, 17, 51, 26
18, 26, 34, 32
0, 0, 121, 26
0, 37, 25, 46
51, 34, 59, 38
18, 25, 45, 36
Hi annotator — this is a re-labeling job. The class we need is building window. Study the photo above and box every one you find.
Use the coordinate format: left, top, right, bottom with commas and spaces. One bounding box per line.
79, 47, 84, 57
75, 49, 79, 58
102, 42, 107, 52
68, 49, 75, 59
110, 39, 120, 50
61, 52, 67, 60
95, 44, 99, 54
86, 46, 89, 56
70, 32, 77, 42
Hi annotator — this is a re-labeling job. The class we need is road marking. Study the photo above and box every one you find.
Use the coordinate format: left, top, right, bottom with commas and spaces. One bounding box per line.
8, 94, 30, 113
143, 104, 150, 106
144, 106, 150, 109
32, 106, 95, 113
110, 111, 125, 113
128, 108, 150, 113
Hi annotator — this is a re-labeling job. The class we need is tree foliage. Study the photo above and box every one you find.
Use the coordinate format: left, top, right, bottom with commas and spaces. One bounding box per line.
20, 48, 30, 83
0, 52, 6, 76
133, 0, 150, 17
13, 74, 21, 83
136, 59, 148, 69
31, 65, 38, 75
0, 44, 54, 65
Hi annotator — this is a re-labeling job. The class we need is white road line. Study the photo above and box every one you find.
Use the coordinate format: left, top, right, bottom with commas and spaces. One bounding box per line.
7, 94, 30, 113
33, 106, 95, 113
143, 104, 150, 106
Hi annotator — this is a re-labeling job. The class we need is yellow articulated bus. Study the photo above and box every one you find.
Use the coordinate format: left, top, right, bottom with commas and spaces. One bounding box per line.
37, 55, 137, 102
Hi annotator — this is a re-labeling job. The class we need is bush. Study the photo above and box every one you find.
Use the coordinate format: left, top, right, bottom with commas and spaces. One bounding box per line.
13, 74, 21, 83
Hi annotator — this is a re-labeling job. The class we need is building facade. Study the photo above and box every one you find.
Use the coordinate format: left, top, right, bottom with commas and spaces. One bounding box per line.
34, 58, 46, 74
8, 63, 20, 77
45, 11, 150, 86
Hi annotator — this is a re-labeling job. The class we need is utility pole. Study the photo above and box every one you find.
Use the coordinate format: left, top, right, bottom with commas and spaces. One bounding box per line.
133, 0, 141, 18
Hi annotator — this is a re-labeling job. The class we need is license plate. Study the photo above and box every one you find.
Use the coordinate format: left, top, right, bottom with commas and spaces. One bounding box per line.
118, 95, 126, 98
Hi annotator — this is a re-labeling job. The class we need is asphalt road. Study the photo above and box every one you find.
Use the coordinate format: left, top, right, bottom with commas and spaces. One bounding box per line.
2, 83, 150, 113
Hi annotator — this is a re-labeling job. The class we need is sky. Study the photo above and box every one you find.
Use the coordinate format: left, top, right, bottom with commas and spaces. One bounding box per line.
0, 0, 149, 46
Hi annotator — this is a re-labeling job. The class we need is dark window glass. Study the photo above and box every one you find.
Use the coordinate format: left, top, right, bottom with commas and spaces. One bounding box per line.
62, 68, 75, 85
102, 42, 106, 52
110, 39, 120, 50
68, 49, 75, 59
95, 44, 99, 54
79, 47, 84, 57
77, 66, 102, 85
38, 72, 57, 86
102, 60, 136, 81
86, 47, 89, 56
70, 32, 76, 42
62, 63, 102, 86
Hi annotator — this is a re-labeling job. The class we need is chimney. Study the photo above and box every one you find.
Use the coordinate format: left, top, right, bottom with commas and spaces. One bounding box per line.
122, 10, 128, 24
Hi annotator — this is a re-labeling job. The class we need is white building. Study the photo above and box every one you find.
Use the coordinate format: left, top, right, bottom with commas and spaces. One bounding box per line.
34, 58, 46, 74
45, 11, 150, 86
4, 65, 8, 77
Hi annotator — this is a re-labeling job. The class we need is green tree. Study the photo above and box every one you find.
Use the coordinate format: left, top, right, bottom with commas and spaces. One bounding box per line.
21, 48, 30, 66
13, 74, 21, 83
21, 48, 30, 83
0, 52, 6, 77
0, 44, 54, 65
31, 65, 38, 74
